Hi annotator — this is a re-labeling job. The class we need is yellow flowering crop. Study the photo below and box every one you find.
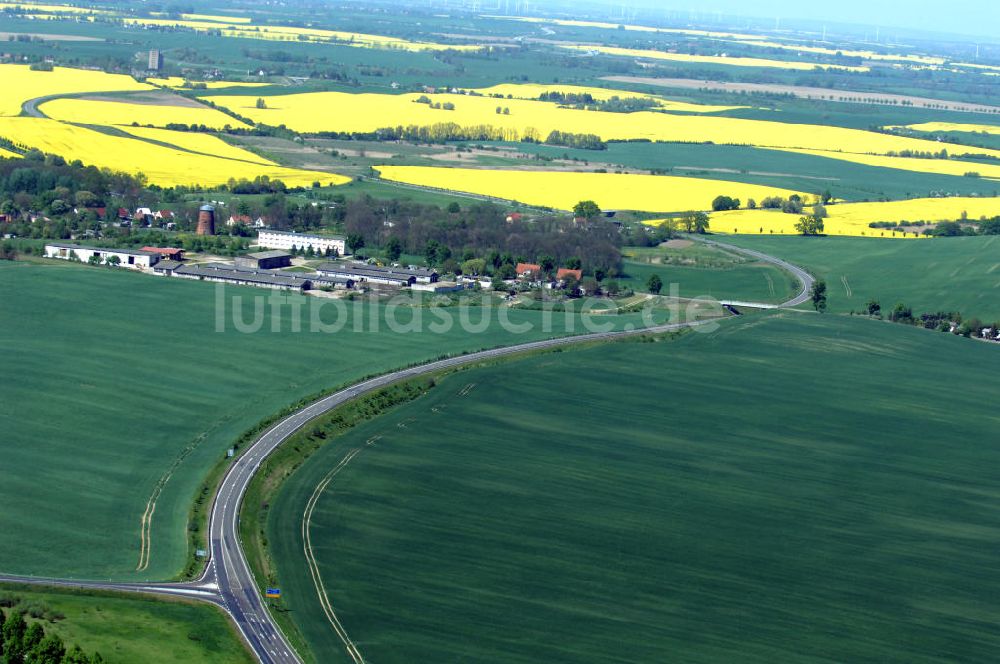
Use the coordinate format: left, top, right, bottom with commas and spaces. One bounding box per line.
700, 197, 1000, 237
0, 117, 347, 188
482, 16, 769, 41
558, 44, 870, 72
205, 89, 999, 161
719, 40, 944, 65
39, 98, 251, 130
0, 64, 151, 116
148, 77, 271, 89
776, 148, 1000, 180
178, 13, 251, 23
122, 17, 481, 52
375, 165, 806, 213
0, 2, 110, 14
471, 83, 742, 113
886, 122, 1000, 136
0, 146, 21, 159
115, 126, 276, 166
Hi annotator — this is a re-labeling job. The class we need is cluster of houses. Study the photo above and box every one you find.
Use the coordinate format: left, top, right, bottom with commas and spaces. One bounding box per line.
514, 262, 584, 290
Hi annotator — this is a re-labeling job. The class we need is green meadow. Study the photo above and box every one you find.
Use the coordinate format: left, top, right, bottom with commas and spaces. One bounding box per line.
0, 260, 661, 581
267, 313, 1000, 663
619, 242, 799, 302
0, 584, 252, 664
719, 235, 1000, 320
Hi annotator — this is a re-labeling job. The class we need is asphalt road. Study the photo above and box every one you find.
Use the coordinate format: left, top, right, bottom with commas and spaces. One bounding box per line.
0, 246, 813, 663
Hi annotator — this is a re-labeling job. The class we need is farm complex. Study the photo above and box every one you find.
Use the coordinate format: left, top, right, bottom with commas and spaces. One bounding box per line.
2, 1, 1000, 663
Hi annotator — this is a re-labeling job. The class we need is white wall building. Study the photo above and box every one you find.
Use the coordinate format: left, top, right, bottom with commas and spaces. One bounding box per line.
257, 230, 345, 255
45, 243, 160, 269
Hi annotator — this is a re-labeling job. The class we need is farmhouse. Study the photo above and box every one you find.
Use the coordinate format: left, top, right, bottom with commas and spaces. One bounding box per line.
515, 262, 541, 278
235, 250, 292, 270
317, 261, 437, 287
44, 242, 160, 269
556, 268, 582, 281
227, 214, 266, 228
257, 229, 345, 256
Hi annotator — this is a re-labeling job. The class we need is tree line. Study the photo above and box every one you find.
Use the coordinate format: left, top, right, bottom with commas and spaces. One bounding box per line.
339, 195, 623, 275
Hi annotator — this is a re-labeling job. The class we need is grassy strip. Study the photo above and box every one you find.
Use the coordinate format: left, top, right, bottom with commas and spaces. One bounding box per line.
0, 582, 254, 663
236, 328, 692, 661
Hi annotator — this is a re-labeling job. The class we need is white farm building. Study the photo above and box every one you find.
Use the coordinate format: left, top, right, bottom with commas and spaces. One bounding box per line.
257, 230, 345, 256
45, 243, 160, 269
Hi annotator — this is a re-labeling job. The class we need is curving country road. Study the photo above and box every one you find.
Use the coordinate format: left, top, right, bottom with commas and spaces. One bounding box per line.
0, 247, 813, 663
700, 236, 816, 308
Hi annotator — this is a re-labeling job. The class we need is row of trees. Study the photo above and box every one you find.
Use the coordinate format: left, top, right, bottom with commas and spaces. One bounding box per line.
0, 607, 103, 663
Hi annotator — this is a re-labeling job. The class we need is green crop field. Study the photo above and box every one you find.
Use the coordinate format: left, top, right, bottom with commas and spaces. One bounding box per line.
718, 235, 1000, 321
619, 242, 799, 302
0, 260, 668, 581
266, 312, 1000, 663
0, 584, 251, 664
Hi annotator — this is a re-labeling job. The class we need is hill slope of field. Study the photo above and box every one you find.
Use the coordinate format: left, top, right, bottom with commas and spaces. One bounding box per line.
267, 313, 1000, 663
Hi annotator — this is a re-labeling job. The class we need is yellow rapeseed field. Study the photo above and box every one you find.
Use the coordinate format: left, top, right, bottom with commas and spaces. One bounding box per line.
0, 117, 347, 188
147, 76, 271, 89
0, 146, 21, 159
375, 165, 806, 213
719, 40, 944, 65
699, 197, 1000, 237
471, 83, 742, 112
776, 148, 1000, 180
487, 16, 941, 65
178, 13, 251, 23
205, 90, 1000, 162
482, 16, 769, 41
886, 122, 1000, 136
0, 64, 152, 116
39, 98, 251, 130
558, 44, 870, 72
123, 17, 481, 52
115, 126, 276, 166
0, 2, 110, 15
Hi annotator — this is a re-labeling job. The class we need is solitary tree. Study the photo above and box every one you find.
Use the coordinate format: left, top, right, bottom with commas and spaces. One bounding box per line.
693, 212, 710, 234
811, 279, 828, 312
866, 298, 881, 316
345, 233, 365, 255
647, 273, 663, 294
384, 237, 402, 262
573, 200, 601, 219
255, 97, 267, 109
795, 213, 825, 236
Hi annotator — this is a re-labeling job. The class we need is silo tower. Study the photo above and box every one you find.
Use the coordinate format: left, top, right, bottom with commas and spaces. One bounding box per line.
196, 205, 215, 236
